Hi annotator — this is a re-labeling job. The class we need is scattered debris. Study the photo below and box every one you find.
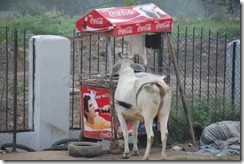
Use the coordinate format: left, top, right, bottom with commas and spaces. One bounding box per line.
171, 145, 183, 151
0, 150, 6, 154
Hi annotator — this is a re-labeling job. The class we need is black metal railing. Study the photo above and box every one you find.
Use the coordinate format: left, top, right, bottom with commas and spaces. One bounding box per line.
0, 25, 240, 146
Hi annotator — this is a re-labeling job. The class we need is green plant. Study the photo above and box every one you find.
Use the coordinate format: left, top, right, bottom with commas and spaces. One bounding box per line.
168, 104, 186, 143
172, 18, 240, 37
169, 96, 240, 143
124, 0, 137, 6
191, 99, 211, 126
211, 13, 226, 22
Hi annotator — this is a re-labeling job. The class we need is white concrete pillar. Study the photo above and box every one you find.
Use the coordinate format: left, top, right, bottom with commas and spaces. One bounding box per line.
28, 35, 70, 150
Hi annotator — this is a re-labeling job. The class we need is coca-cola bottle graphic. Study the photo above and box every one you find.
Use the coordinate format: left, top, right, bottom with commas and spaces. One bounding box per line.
82, 16, 88, 31
94, 105, 111, 113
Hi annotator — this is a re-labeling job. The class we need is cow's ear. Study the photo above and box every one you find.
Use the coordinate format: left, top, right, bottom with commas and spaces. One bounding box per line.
112, 62, 121, 75
118, 52, 130, 59
118, 52, 122, 59
131, 63, 145, 72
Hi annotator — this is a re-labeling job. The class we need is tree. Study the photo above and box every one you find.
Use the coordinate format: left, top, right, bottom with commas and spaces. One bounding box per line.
201, 0, 240, 14
7, 0, 56, 15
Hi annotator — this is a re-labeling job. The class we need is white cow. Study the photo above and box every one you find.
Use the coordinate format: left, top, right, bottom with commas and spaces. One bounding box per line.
112, 52, 171, 160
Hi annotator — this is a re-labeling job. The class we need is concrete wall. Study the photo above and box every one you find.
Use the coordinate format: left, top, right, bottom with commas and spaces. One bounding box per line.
1, 35, 74, 150
28, 35, 71, 150
0, 35, 75, 151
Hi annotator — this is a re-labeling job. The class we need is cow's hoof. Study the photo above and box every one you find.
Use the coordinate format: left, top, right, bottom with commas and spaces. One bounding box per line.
143, 157, 149, 160
122, 153, 130, 159
132, 151, 139, 156
161, 155, 167, 160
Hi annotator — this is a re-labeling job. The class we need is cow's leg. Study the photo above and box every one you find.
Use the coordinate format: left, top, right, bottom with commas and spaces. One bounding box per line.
137, 87, 158, 160
158, 114, 169, 160
143, 116, 154, 160
131, 120, 139, 156
158, 91, 171, 160
117, 111, 130, 159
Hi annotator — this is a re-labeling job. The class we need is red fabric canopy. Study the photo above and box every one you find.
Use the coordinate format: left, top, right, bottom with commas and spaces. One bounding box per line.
76, 3, 173, 37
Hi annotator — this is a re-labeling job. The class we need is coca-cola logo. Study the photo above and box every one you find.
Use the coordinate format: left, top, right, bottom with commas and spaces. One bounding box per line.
109, 9, 134, 17
90, 17, 103, 24
156, 21, 171, 29
118, 26, 133, 35
137, 23, 151, 32
100, 132, 112, 140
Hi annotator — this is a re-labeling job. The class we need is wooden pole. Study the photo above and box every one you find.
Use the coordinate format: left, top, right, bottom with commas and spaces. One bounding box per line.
164, 32, 196, 147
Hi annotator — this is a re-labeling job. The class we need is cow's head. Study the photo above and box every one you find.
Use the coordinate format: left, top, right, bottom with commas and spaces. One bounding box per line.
112, 52, 145, 75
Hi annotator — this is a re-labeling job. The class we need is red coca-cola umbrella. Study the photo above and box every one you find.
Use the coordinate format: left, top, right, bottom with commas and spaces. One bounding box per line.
76, 3, 173, 36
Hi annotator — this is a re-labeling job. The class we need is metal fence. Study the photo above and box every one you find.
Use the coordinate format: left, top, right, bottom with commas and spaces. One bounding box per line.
0, 27, 30, 147
70, 27, 240, 129
0, 25, 240, 147
167, 27, 240, 140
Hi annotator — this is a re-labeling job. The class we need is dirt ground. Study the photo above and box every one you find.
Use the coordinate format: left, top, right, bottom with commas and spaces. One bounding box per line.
0, 146, 240, 161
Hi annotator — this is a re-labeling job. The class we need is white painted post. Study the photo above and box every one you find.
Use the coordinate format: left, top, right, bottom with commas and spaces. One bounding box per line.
28, 35, 70, 150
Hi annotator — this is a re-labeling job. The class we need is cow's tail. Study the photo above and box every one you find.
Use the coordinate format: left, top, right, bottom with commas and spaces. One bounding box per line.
134, 76, 170, 108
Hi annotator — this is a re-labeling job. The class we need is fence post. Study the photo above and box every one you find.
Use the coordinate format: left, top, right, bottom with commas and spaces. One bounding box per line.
5, 26, 9, 132
225, 39, 240, 114
13, 27, 18, 152
231, 42, 236, 108
165, 32, 196, 147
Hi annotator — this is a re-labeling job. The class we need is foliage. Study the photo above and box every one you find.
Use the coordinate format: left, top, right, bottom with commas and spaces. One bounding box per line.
2, 0, 83, 17
1, 0, 129, 17
169, 97, 240, 143
0, 12, 240, 42
201, 0, 240, 14
0, 14, 78, 44
0, 0, 240, 39
172, 17, 240, 37
9, 0, 56, 16
124, 0, 137, 6
191, 99, 211, 126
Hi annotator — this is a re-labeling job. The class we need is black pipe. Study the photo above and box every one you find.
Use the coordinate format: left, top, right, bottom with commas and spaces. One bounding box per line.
231, 41, 237, 109
176, 25, 180, 109
191, 27, 195, 111
184, 26, 188, 95
5, 26, 9, 131
215, 32, 219, 98
113, 37, 116, 65
32, 38, 36, 131
13, 27, 18, 152
71, 35, 75, 128
23, 28, 26, 129
207, 30, 211, 104
223, 33, 228, 119
97, 35, 100, 72
89, 35, 92, 73
199, 28, 203, 99
1, 143, 35, 152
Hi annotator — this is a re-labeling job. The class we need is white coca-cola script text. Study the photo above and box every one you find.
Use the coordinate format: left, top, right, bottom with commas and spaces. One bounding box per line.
90, 17, 104, 24
117, 26, 133, 35
137, 23, 151, 32
109, 9, 134, 17
156, 21, 171, 29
